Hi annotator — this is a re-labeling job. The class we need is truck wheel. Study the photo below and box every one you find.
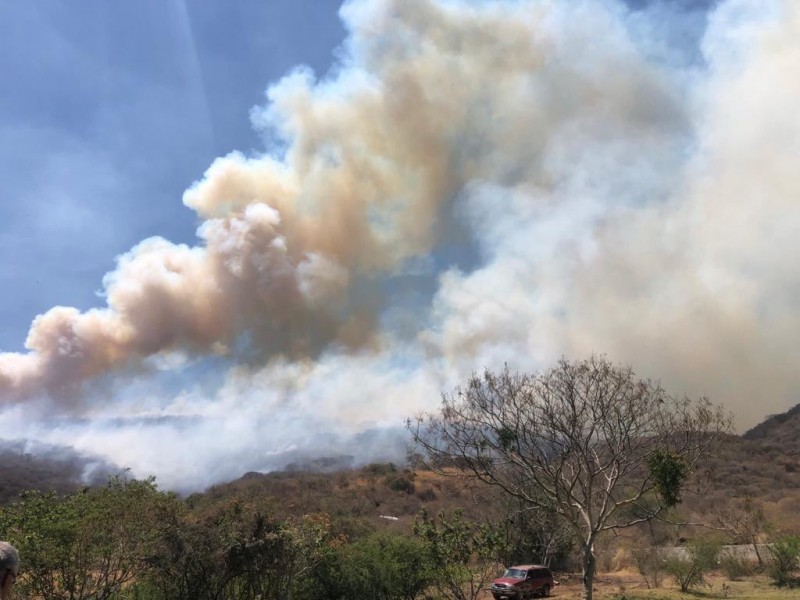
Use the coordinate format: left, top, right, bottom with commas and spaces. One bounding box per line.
541, 584, 551, 597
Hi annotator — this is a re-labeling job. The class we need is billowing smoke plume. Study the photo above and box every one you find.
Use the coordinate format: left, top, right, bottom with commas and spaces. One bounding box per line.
1, 0, 798, 490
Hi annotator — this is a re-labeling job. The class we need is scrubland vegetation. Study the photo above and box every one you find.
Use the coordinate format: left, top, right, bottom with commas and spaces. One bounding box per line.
0, 465, 799, 600
2, 358, 800, 600
1, 462, 800, 599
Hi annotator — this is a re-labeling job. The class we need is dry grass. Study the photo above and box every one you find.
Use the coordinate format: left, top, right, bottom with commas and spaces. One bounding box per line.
480, 572, 798, 600
467, 565, 800, 600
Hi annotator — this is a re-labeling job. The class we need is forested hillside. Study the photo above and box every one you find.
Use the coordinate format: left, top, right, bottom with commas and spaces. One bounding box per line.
1, 403, 799, 600
3, 403, 800, 528
0, 440, 114, 504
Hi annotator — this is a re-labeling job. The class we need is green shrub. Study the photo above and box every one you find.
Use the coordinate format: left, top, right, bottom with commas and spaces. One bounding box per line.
664, 538, 720, 592
767, 535, 800, 587
416, 487, 437, 502
306, 532, 433, 600
632, 546, 665, 588
718, 548, 757, 580
386, 476, 415, 494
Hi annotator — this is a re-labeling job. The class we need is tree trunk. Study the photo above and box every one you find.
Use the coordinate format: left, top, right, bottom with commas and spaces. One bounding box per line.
751, 536, 764, 567
581, 540, 596, 600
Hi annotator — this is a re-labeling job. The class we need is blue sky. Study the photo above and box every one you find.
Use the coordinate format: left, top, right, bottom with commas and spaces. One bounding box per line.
0, 0, 345, 352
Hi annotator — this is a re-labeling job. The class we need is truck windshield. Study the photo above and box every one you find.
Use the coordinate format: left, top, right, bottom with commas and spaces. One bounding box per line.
503, 569, 526, 579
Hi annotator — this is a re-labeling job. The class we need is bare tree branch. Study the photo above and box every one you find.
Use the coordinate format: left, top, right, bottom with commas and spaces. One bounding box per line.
409, 356, 731, 600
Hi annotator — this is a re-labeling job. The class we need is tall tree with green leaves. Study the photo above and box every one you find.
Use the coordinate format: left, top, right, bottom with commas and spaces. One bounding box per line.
142, 495, 335, 600
414, 509, 505, 600
307, 532, 433, 600
494, 495, 573, 568
0, 476, 175, 600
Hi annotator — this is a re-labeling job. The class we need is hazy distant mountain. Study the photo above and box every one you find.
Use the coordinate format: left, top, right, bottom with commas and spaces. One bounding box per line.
0, 440, 118, 504
701, 403, 800, 504
742, 402, 800, 444
3, 403, 800, 509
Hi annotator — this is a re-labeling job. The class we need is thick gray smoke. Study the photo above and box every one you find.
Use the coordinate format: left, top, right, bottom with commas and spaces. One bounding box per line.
1, 0, 798, 491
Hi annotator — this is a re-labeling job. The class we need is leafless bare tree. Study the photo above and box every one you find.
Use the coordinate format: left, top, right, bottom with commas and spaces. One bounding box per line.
713, 496, 767, 567
409, 356, 731, 600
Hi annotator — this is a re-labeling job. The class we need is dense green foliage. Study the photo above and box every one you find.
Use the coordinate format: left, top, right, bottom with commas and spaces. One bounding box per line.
310, 533, 433, 600
664, 538, 721, 592
0, 477, 173, 600
647, 451, 688, 509
766, 535, 800, 587
495, 496, 573, 568
414, 509, 506, 600
0, 475, 532, 600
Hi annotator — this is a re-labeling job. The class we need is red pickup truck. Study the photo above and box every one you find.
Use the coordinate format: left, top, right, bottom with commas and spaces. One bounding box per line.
490, 564, 556, 600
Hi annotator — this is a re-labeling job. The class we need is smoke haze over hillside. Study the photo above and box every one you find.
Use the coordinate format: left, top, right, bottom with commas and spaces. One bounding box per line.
1, 0, 798, 491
